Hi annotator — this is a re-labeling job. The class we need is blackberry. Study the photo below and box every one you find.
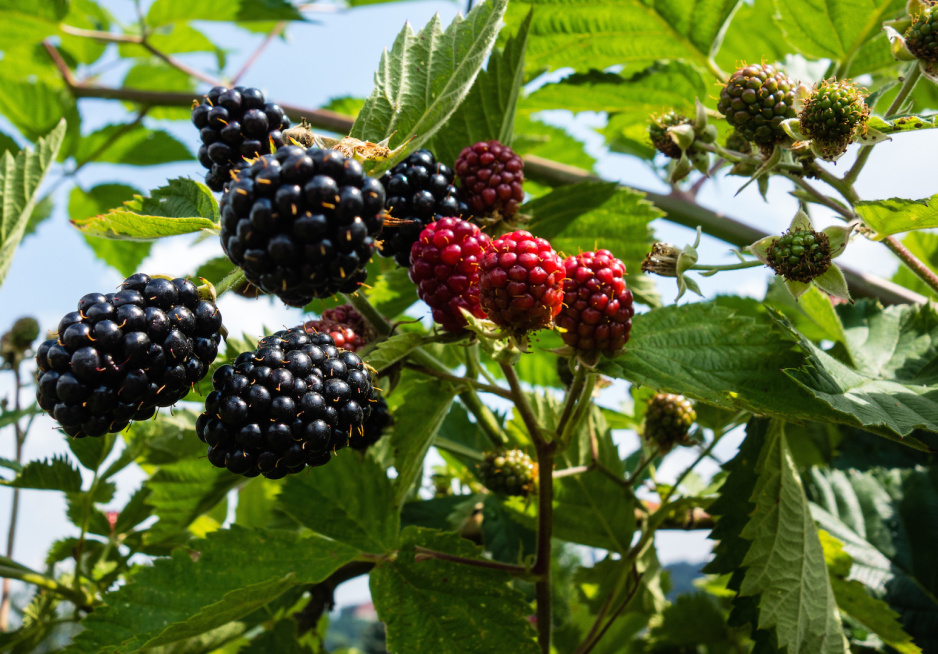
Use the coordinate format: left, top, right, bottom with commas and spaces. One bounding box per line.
648, 112, 692, 159
454, 140, 524, 218
191, 86, 290, 192
218, 147, 385, 306
799, 79, 869, 161
906, 3, 938, 62
409, 218, 491, 332
478, 230, 565, 335
378, 149, 470, 267
766, 228, 832, 283
350, 393, 391, 450
717, 64, 799, 149
35, 275, 223, 438
478, 449, 536, 497
555, 250, 634, 358
196, 327, 376, 478
303, 304, 375, 352
643, 393, 696, 453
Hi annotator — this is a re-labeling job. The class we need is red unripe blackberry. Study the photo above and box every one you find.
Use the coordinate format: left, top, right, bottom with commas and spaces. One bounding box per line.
321, 305, 373, 341
409, 217, 492, 332
454, 140, 524, 217
478, 230, 565, 334
555, 250, 634, 357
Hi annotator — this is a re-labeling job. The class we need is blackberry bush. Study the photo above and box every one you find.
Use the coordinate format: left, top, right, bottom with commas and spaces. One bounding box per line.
717, 63, 799, 149
195, 327, 375, 479
219, 146, 385, 306
766, 228, 832, 283
478, 449, 536, 497
799, 79, 869, 160
378, 149, 470, 267
191, 86, 290, 192
35, 274, 223, 438
409, 217, 491, 332
643, 393, 696, 453
454, 140, 524, 218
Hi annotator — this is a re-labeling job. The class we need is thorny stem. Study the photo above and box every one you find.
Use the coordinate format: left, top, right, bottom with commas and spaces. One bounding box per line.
0, 363, 26, 631
882, 234, 938, 297
413, 547, 534, 579
214, 268, 246, 298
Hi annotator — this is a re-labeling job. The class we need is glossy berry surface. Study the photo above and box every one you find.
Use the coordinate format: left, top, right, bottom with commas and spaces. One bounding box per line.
643, 394, 696, 453
36, 274, 223, 438
192, 85, 289, 192
379, 149, 470, 267
409, 218, 491, 332
196, 328, 377, 479
303, 304, 374, 352
648, 112, 691, 159
454, 140, 524, 217
478, 230, 565, 334
479, 449, 536, 497
218, 147, 385, 306
766, 228, 831, 283
350, 394, 391, 450
799, 79, 869, 160
555, 250, 634, 357
717, 64, 798, 148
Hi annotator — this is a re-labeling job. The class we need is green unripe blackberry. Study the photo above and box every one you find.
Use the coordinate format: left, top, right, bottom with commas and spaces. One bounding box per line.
799, 80, 869, 160
479, 449, 536, 497
906, 3, 938, 62
648, 112, 691, 159
717, 64, 798, 148
643, 393, 696, 453
725, 130, 752, 154
766, 228, 832, 283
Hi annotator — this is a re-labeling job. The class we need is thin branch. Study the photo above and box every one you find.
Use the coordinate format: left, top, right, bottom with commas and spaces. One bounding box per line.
577, 569, 645, 654
660, 436, 722, 505
555, 364, 586, 441
404, 363, 514, 401
413, 547, 533, 578
882, 234, 938, 297
533, 442, 555, 653
294, 560, 375, 634
140, 40, 221, 86
231, 21, 287, 84
0, 363, 25, 631
499, 363, 545, 446
552, 465, 591, 479
59, 25, 142, 43
782, 172, 856, 221
625, 445, 660, 490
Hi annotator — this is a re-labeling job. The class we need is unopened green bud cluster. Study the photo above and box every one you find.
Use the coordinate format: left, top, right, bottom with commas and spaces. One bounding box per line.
906, 3, 938, 62
648, 111, 692, 159
717, 64, 798, 148
479, 449, 536, 497
643, 393, 696, 453
800, 80, 869, 159
766, 228, 832, 283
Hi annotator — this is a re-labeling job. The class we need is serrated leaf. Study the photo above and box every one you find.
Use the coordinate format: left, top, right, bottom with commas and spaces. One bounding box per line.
0, 120, 65, 289
773, 0, 902, 62
504, 0, 738, 75
3, 455, 82, 492
512, 114, 596, 173
714, 0, 791, 70
427, 10, 531, 166
71, 178, 220, 241
68, 432, 116, 472
855, 194, 938, 238
65, 526, 360, 654
70, 185, 153, 276
351, 0, 508, 155
364, 266, 418, 317
370, 527, 539, 654
74, 123, 192, 166
390, 374, 457, 505
146, 0, 304, 26
276, 452, 398, 554
481, 495, 536, 564
0, 77, 79, 147
363, 332, 423, 373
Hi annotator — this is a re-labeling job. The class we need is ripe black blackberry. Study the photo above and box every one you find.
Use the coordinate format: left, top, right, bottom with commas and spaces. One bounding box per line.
195, 327, 376, 478
378, 149, 470, 267
191, 86, 290, 192
35, 274, 224, 438
350, 393, 390, 450
219, 146, 386, 306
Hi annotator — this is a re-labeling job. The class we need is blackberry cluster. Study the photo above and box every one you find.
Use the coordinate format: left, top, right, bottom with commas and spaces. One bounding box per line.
350, 394, 391, 450
717, 64, 798, 149
192, 86, 290, 192
36, 274, 223, 438
454, 140, 525, 218
379, 150, 470, 267
219, 146, 385, 306
643, 394, 696, 453
766, 228, 831, 283
195, 327, 377, 479
906, 3, 938, 62
799, 80, 869, 161
303, 304, 374, 352
479, 449, 536, 497
555, 250, 634, 358
409, 218, 491, 332
479, 230, 565, 335
648, 112, 692, 159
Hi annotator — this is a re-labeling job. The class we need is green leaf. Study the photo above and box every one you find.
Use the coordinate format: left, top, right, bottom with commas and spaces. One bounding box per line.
765, 280, 849, 346
504, 0, 737, 75
233, 477, 281, 529
65, 526, 360, 653
0, 77, 79, 148
351, 0, 508, 154
276, 452, 398, 554
68, 432, 116, 472
69, 185, 153, 276
773, 0, 902, 62
512, 114, 596, 173
4, 455, 82, 492
122, 63, 194, 121
363, 332, 423, 373
713, 0, 791, 71
0, 129, 18, 156
738, 422, 849, 653
819, 531, 922, 654
0, 120, 66, 289
118, 24, 219, 58
390, 374, 457, 505
74, 123, 192, 166
806, 466, 938, 650
370, 527, 539, 654
855, 194, 938, 238
363, 265, 417, 318
481, 495, 536, 564
70, 178, 220, 241
427, 10, 531, 166
146, 0, 304, 26
647, 593, 734, 647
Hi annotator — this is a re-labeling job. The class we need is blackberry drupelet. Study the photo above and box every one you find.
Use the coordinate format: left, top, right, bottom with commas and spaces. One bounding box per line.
192, 85, 290, 192
648, 112, 692, 159
35, 274, 223, 438
350, 393, 390, 450
799, 79, 869, 161
195, 327, 376, 478
454, 140, 524, 218
303, 304, 375, 352
717, 64, 799, 149
643, 394, 696, 453
379, 149, 470, 267
218, 146, 386, 306
479, 449, 536, 497
766, 228, 832, 283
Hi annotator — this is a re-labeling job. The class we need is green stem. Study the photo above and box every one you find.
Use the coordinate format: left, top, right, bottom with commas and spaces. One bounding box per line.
404, 363, 513, 401
689, 259, 763, 273
782, 172, 856, 221
0, 362, 25, 631
498, 363, 545, 446
0, 564, 94, 611
555, 365, 586, 440
413, 547, 533, 579
660, 434, 723, 505
882, 235, 938, 297
215, 268, 246, 298
559, 374, 596, 448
